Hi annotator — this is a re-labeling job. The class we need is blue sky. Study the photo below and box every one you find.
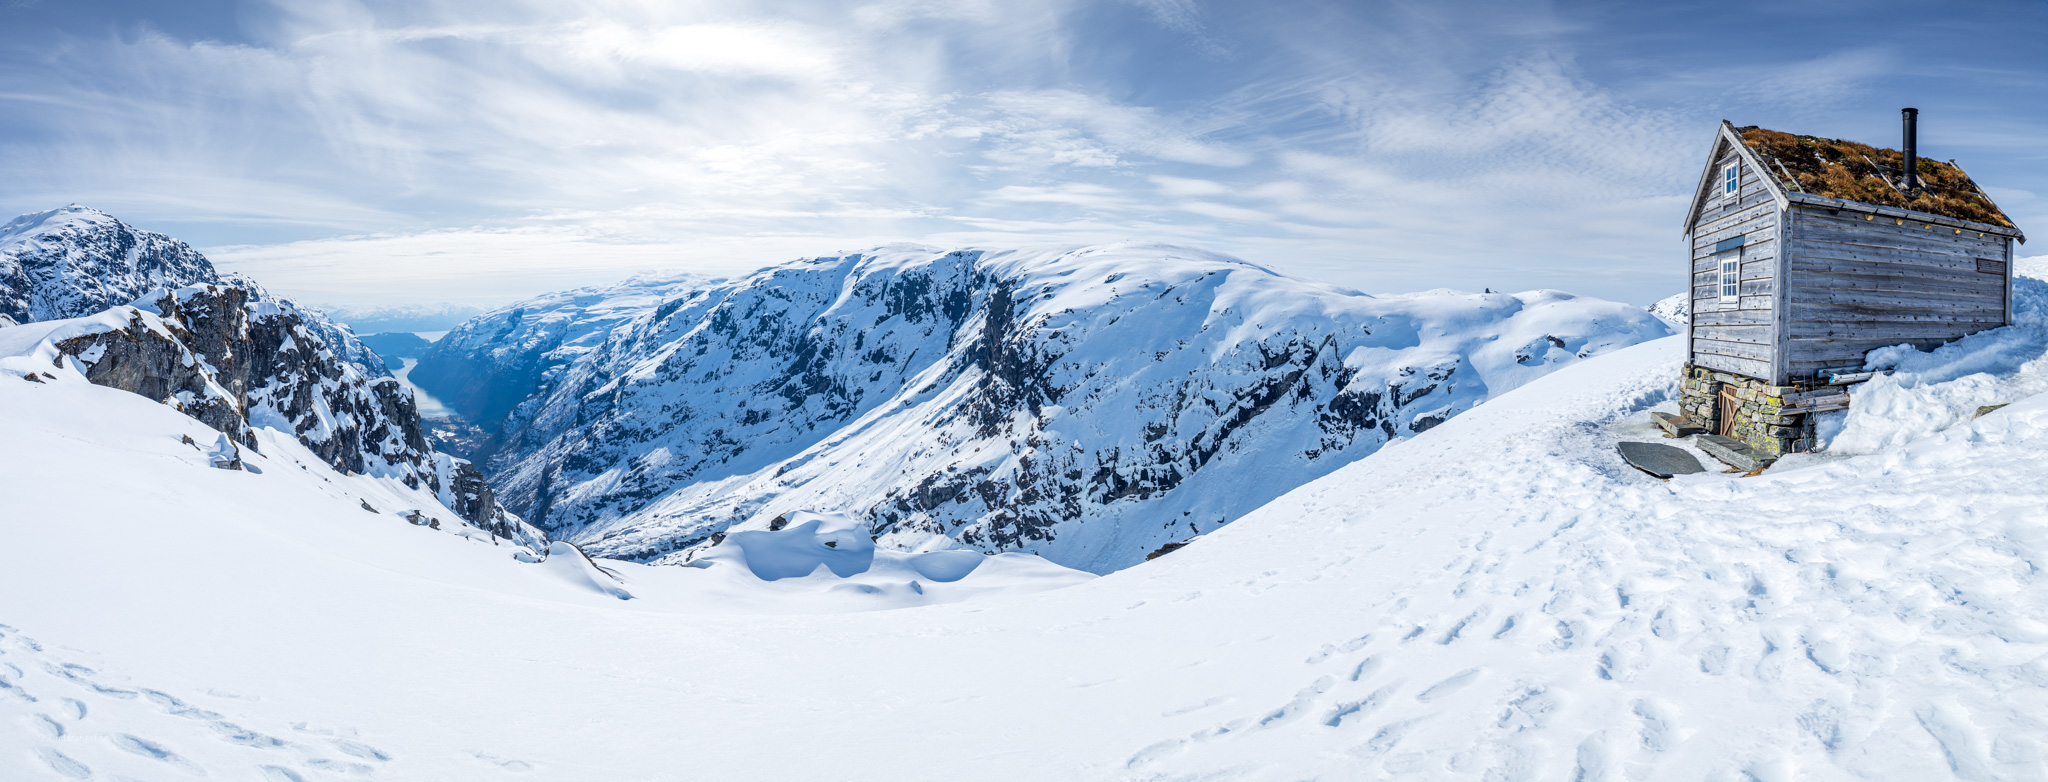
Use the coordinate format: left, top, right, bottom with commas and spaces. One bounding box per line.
1, 0, 2043, 314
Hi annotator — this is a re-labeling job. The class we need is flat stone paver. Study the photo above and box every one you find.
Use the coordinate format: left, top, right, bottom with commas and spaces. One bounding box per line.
1649, 412, 1703, 437
1696, 434, 1775, 472
1616, 441, 1707, 479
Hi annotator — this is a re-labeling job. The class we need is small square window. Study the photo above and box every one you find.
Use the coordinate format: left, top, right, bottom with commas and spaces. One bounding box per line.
1719, 253, 1740, 303
1723, 164, 1740, 200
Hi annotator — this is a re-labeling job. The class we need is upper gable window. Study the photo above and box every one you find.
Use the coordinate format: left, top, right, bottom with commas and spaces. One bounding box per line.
1722, 163, 1740, 200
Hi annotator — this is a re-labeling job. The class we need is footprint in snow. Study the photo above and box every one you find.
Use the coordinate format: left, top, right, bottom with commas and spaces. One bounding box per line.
307, 757, 377, 775
36, 747, 92, 779
1416, 668, 1483, 702
30, 712, 65, 738
471, 751, 536, 772
111, 732, 209, 774
144, 688, 224, 720
333, 737, 392, 761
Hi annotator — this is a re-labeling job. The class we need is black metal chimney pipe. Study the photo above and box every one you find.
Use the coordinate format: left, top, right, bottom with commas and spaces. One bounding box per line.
1901, 107, 1919, 191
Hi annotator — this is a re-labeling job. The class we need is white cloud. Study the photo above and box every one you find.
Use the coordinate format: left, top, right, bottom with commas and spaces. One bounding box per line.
9, 0, 2007, 312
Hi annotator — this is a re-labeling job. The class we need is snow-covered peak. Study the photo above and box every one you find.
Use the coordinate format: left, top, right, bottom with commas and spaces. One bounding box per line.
0, 204, 219, 328
0, 204, 390, 376
416, 243, 1675, 572
0, 204, 124, 246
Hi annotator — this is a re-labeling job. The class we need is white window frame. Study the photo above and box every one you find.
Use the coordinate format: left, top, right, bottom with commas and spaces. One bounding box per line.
1718, 251, 1741, 304
1722, 163, 1740, 201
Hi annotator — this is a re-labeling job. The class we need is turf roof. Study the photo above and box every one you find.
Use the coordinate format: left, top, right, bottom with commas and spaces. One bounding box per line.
1736, 125, 2015, 229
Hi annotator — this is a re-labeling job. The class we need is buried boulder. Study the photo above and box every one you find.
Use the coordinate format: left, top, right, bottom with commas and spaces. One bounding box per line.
682, 511, 1094, 594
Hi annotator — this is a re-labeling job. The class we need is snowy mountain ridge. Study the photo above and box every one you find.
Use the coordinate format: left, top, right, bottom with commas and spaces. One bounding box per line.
0, 204, 391, 377
415, 243, 1674, 572
4, 261, 2043, 780
0, 282, 542, 546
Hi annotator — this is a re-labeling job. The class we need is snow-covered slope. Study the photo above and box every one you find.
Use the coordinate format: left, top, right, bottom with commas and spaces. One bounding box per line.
4, 260, 2045, 779
0, 283, 541, 545
0, 205, 390, 376
1647, 292, 1689, 326
417, 244, 1672, 572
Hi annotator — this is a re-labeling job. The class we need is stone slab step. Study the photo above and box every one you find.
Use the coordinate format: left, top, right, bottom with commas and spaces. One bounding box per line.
1616, 441, 1707, 479
1696, 434, 1775, 472
1649, 411, 1703, 437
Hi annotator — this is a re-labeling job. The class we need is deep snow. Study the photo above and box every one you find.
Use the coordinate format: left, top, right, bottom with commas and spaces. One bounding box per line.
2, 263, 2046, 780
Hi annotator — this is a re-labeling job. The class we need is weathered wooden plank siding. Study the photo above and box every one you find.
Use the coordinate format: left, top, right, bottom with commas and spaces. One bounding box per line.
1692, 351, 1771, 379
1782, 204, 2013, 377
1694, 337, 1771, 361
1687, 147, 1780, 381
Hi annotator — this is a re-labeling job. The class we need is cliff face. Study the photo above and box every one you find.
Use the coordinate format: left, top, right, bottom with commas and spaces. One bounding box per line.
32, 284, 542, 547
0, 205, 390, 377
418, 244, 1671, 572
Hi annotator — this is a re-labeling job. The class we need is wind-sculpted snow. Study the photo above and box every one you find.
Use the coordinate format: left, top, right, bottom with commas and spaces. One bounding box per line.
0, 283, 541, 547
417, 244, 1672, 571
0, 205, 390, 377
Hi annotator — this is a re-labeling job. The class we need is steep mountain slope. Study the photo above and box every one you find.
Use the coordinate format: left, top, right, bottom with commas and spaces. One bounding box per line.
417, 244, 1671, 571
0, 205, 390, 376
4, 262, 2044, 780
0, 283, 541, 545
409, 270, 706, 432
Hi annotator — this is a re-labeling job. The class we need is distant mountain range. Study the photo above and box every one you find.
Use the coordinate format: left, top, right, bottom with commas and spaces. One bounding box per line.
315, 302, 487, 334
414, 244, 1672, 572
358, 331, 437, 360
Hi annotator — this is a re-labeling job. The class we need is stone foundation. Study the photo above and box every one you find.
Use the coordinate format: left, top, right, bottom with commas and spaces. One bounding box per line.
1677, 365, 1818, 457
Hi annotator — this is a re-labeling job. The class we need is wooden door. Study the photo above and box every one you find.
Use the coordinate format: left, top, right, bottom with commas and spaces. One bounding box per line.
1716, 385, 1739, 437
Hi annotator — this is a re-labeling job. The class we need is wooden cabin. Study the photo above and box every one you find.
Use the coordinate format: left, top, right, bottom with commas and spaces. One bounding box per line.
1674, 110, 2025, 458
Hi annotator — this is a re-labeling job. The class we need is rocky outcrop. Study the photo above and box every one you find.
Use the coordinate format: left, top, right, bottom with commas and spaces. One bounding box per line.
0, 205, 389, 377
418, 244, 1672, 572
43, 284, 541, 546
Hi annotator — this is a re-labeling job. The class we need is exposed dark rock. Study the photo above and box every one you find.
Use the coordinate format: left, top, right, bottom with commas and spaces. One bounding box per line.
0, 205, 390, 377
1145, 539, 1194, 561
37, 284, 541, 546
412, 246, 1671, 571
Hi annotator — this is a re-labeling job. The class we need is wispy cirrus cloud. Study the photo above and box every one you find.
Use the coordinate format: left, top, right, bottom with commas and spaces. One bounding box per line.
0, 0, 2042, 312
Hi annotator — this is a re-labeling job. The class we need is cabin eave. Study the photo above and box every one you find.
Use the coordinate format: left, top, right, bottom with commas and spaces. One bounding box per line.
1782, 193, 2026, 242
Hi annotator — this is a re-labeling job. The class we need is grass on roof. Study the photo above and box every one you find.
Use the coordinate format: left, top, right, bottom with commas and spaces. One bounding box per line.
1737, 126, 2015, 229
